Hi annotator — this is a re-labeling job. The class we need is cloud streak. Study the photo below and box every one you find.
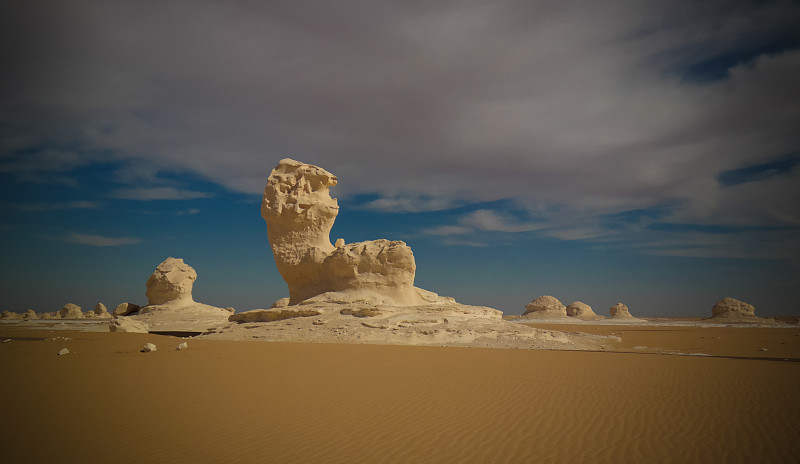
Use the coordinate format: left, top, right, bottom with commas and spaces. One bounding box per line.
64, 233, 141, 247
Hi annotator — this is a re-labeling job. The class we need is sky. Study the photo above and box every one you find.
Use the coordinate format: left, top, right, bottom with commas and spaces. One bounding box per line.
1, 0, 799, 317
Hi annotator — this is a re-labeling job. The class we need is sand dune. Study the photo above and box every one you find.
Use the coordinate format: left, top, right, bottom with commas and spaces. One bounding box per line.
2, 327, 799, 463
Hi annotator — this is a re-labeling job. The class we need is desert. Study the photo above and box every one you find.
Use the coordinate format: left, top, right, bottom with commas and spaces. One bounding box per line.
2, 159, 800, 463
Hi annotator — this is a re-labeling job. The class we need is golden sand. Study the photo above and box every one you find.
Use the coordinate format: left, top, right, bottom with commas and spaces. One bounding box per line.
2, 326, 799, 463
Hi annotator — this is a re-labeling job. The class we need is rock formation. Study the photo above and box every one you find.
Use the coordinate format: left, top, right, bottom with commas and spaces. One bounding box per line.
125, 258, 233, 331
520, 296, 568, 318
93, 303, 111, 318
146, 257, 197, 305
0, 310, 22, 319
566, 301, 602, 320
23, 309, 37, 319
261, 158, 425, 306
59, 303, 83, 319
109, 316, 149, 333
711, 297, 755, 318
706, 297, 780, 324
114, 303, 140, 316
609, 303, 634, 319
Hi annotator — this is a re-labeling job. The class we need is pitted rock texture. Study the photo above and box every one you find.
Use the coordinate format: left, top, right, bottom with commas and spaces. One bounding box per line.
261, 159, 424, 306
146, 257, 197, 305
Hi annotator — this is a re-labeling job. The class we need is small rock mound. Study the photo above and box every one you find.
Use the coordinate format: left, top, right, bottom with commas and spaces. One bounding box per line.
141, 343, 157, 352
566, 301, 602, 320
609, 303, 634, 319
1, 310, 22, 319
711, 297, 755, 318
521, 296, 567, 318
59, 303, 84, 319
23, 309, 38, 319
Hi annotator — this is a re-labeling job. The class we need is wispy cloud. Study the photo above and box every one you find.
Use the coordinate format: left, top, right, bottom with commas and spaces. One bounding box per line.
7, 201, 102, 212
109, 187, 213, 201
424, 209, 543, 237
64, 233, 141, 247
175, 208, 201, 216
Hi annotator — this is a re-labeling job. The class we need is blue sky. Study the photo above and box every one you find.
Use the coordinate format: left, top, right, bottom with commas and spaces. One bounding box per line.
1, 0, 799, 316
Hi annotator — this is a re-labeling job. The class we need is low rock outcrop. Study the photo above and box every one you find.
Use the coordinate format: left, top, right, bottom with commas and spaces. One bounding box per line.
109, 316, 149, 333
0, 310, 22, 319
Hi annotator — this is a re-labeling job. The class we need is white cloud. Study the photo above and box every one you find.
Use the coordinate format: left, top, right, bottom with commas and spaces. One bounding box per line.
65, 233, 141, 247
460, 210, 543, 233
7, 201, 102, 211
109, 187, 213, 201
3, 0, 799, 259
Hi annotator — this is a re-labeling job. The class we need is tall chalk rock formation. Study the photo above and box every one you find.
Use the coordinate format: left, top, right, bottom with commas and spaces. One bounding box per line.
262, 158, 424, 306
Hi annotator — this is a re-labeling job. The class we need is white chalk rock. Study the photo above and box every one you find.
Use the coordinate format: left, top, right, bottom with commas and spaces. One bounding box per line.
113, 302, 141, 316
262, 159, 423, 306
711, 297, 755, 318
59, 303, 83, 319
145, 257, 197, 305
142, 343, 157, 352
566, 301, 601, 319
57, 348, 70, 356
109, 316, 149, 333
23, 309, 38, 319
176, 342, 188, 350
522, 296, 567, 317
609, 303, 634, 319
1, 310, 22, 319
93, 303, 111, 318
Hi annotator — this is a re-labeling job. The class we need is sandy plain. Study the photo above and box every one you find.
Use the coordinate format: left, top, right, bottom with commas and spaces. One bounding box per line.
1, 323, 799, 463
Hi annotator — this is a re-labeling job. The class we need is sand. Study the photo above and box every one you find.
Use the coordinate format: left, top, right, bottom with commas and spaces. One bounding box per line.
2, 324, 799, 463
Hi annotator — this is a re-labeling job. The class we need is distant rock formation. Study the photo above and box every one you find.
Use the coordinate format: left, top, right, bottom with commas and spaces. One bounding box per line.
59, 303, 83, 319
93, 303, 111, 318
0, 310, 22, 319
146, 257, 197, 305
23, 309, 37, 319
520, 296, 568, 318
711, 297, 755, 318
566, 301, 602, 320
609, 303, 634, 319
261, 159, 427, 306
706, 297, 781, 324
